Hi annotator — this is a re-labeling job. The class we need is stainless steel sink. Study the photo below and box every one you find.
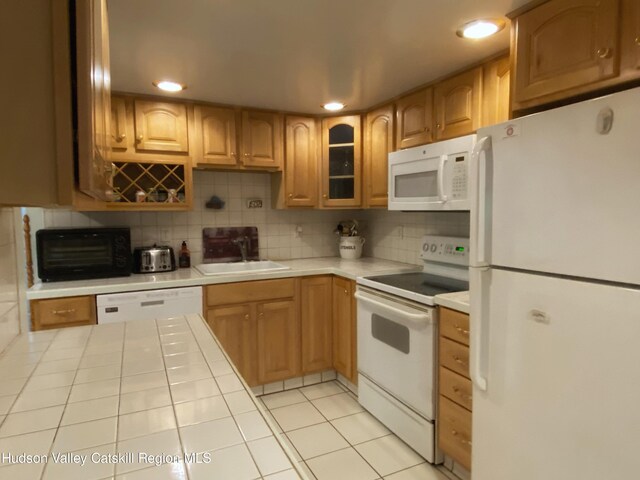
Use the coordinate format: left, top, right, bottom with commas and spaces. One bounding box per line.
195, 260, 290, 276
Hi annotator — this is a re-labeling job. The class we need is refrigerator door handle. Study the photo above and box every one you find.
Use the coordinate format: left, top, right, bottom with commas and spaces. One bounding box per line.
438, 155, 448, 202
470, 267, 489, 391
470, 136, 492, 267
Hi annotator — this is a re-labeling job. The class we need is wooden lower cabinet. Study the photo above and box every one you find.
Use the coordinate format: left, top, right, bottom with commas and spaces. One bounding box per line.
257, 299, 301, 384
31, 296, 97, 331
205, 276, 356, 387
208, 303, 258, 386
438, 307, 472, 471
332, 276, 357, 384
205, 278, 299, 387
300, 276, 333, 373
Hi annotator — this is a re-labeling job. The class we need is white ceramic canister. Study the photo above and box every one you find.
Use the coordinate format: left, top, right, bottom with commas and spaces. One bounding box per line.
339, 236, 365, 259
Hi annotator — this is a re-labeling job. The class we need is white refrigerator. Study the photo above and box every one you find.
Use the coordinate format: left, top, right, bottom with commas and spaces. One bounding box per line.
469, 87, 640, 479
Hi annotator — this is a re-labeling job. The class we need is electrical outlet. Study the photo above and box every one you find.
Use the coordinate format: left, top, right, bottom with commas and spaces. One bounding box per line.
247, 199, 263, 209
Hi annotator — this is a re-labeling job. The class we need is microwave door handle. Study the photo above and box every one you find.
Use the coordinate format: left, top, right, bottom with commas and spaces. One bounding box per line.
437, 155, 448, 202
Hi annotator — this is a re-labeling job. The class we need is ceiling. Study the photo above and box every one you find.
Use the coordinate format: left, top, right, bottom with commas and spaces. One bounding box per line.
108, 0, 530, 114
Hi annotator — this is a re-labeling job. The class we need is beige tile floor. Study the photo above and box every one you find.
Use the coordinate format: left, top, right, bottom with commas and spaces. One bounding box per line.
258, 381, 450, 480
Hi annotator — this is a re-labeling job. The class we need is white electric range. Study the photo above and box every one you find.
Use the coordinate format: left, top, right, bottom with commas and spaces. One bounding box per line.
355, 235, 469, 463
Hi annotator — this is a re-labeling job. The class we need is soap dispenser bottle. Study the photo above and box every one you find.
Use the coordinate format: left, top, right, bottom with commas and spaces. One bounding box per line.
179, 241, 191, 268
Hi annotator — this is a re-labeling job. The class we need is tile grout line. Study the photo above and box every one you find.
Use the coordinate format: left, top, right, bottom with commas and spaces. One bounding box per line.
150, 315, 193, 480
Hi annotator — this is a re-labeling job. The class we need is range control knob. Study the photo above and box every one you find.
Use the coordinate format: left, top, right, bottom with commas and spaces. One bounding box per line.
430, 244, 437, 253
423, 243, 430, 252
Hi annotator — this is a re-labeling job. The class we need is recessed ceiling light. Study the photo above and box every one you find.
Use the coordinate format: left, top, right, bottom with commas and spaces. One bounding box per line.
323, 102, 345, 112
153, 80, 186, 92
457, 19, 505, 39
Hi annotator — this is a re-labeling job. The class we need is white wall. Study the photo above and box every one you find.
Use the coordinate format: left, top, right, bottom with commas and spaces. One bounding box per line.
0, 208, 21, 352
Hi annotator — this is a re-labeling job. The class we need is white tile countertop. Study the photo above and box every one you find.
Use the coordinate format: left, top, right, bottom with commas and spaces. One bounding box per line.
27, 257, 420, 300
0, 314, 305, 480
433, 291, 470, 314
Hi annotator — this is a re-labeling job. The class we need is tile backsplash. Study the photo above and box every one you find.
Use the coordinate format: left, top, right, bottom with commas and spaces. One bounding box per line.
34, 170, 470, 270
0, 208, 20, 352
40, 171, 360, 265
361, 209, 470, 265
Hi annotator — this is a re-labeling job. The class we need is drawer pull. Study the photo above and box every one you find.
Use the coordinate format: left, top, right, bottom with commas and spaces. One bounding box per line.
454, 325, 469, 335
452, 386, 472, 401
451, 430, 472, 446
52, 308, 76, 315
452, 355, 466, 365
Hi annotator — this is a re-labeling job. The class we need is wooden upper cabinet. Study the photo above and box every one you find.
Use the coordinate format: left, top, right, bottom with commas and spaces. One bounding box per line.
300, 276, 333, 373
257, 299, 301, 384
285, 116, 318, 207
321, 115, 362, 208
110, 96, 128, 151
76, 0, 112, 201
194, 105, 238, 166
482, 55, 511, 126
134, 100, 189, 153
512, 0, 620, 110
241, 110, 283, 169
364, 105, 394, 207
208, 303, 258, 386
395, 88, 433, 149
434, 67, 482, 141
621, 0, 640, 75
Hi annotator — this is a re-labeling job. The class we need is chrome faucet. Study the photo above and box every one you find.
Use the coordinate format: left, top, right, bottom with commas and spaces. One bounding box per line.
232, 236, 249, 262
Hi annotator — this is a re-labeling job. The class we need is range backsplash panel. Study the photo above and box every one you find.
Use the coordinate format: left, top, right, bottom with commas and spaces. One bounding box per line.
203, 226, 259, 263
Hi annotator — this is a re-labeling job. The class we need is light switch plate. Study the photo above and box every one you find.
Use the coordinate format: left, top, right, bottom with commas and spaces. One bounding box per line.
247, 199, 263, 209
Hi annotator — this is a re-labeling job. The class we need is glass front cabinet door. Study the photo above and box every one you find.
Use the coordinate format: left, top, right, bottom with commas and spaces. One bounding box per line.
321, 115, 362, 207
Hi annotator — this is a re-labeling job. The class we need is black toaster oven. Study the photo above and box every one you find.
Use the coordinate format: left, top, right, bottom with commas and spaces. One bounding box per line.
36, 227, 132, 282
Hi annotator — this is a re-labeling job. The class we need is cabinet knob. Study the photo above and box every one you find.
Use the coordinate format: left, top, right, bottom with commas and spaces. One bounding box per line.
244, 153, 250, 157
244, 314, 249, 320
636, 36, 640, 46
112, 133, 125, 142
136, 134, 143, 142
323, 194, 328, 199
231, 152, 236, 157
344, 289, 348, 295
288, 194, 293, 199
436, 123, 442, 130
597, 47, 612, 59
258, 312, 264, 317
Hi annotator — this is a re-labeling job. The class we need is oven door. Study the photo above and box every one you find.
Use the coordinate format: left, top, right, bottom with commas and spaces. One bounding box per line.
388, 150, 445, 211
355, 286, 436, 420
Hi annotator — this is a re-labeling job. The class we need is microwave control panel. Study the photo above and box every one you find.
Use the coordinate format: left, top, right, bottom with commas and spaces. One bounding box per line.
420, 235, 469, 266
450, 154, 468, 200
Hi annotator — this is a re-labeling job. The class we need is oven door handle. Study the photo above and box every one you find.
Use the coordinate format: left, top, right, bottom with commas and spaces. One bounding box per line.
354, 291, 433, 327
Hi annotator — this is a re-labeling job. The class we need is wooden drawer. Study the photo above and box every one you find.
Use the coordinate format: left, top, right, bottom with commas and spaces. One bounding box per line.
438, 395, 472, 470
440, 367, 473, 411
439, 336, 470, 378
440, 307, 469, 346
31, 296, 96, 331
206, 278, 296, 307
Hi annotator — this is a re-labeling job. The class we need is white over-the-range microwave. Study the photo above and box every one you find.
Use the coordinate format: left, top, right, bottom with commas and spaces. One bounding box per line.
388, 134, 476, 211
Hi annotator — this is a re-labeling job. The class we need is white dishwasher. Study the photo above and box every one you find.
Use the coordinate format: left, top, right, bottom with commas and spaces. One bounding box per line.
96, 287, 203, 324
